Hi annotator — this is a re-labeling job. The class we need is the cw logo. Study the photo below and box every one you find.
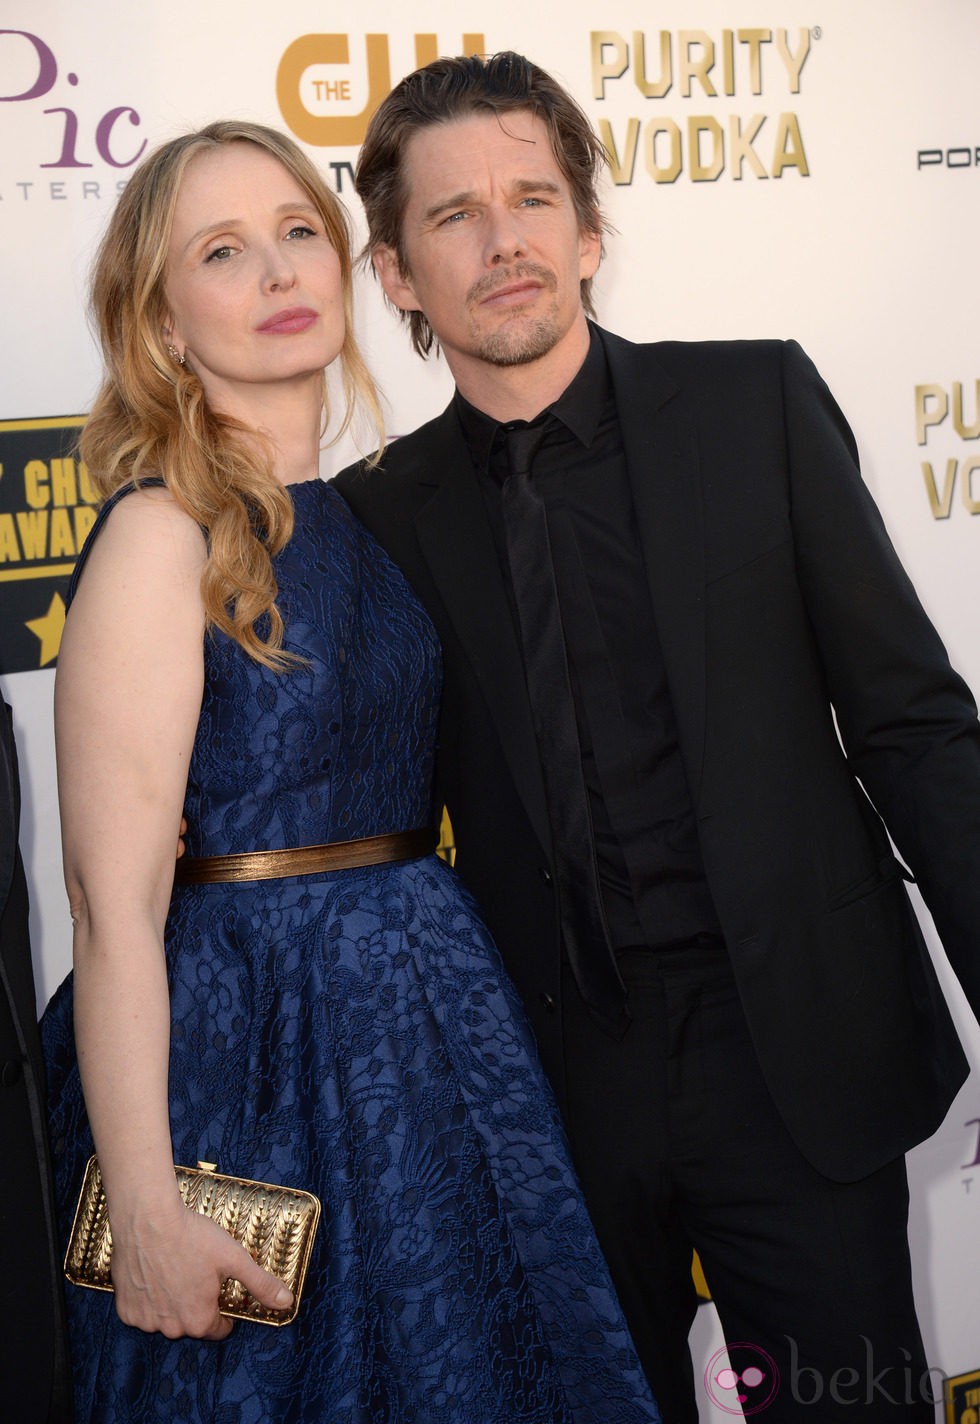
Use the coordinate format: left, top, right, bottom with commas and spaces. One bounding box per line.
277, 33, 485, 148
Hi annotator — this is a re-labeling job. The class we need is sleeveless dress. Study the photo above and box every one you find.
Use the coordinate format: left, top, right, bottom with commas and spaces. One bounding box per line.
40, 477, 661, 1424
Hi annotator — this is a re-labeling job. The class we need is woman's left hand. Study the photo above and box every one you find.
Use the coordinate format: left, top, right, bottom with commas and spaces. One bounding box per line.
109, 1198, 293, 1340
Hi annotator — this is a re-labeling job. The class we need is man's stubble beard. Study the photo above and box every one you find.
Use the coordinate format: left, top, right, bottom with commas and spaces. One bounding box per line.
472, 313, 564, 368
464, 264, 565, 369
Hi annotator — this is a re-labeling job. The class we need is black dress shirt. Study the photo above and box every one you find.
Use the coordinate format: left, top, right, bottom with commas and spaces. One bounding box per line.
455, 329, 722, 950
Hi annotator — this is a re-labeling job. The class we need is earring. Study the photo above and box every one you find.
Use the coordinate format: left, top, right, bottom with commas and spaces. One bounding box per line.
167, 344, 185, 367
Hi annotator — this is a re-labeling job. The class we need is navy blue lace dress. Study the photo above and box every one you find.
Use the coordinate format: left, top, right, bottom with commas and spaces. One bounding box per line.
41, 478, 660, 1423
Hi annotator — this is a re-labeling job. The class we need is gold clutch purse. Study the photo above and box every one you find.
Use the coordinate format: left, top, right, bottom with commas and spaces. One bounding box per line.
64, 1156, 321, 1326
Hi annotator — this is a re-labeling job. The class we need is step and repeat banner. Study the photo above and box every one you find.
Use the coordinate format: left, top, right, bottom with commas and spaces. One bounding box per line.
2, 2, 978, 1415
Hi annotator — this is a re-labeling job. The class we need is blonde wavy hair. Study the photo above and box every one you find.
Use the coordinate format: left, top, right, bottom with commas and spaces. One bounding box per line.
81, 120, 384, 668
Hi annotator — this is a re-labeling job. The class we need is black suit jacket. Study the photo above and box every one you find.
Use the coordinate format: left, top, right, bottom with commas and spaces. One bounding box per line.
335, 330, 980, 1182
0, 700, 73, 1421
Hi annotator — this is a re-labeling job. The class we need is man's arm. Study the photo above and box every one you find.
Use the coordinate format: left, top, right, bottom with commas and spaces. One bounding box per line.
782, 339, 980, 1012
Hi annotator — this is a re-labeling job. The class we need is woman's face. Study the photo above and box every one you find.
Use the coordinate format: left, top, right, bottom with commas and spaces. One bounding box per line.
164, 142, 345, 418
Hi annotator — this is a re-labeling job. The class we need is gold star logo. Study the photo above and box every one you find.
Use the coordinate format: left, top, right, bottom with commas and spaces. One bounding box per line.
26, 592, 66, 667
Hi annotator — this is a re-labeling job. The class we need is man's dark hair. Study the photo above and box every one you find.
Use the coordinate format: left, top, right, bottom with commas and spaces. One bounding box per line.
355, 51, 609, 357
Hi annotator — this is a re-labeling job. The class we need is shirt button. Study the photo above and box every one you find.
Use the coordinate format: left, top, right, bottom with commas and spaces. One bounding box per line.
1, 1059, 23, 1088
538, 866, 553, 885
539, 992, 556, 1013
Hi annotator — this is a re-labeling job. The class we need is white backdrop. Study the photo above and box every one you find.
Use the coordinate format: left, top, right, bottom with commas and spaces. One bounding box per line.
2, 3, 978, 1415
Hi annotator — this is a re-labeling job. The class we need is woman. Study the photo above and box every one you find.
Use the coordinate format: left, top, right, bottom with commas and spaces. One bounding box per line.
41, 121, 660, 1422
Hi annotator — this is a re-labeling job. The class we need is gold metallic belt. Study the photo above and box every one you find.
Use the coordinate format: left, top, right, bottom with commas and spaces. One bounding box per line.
174, 828, 435, 885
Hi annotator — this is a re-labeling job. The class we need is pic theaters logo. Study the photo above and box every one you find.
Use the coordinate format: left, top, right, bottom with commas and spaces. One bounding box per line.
591, 26, 816, 184
915, 379, 980, 519
277, 32, 485, 167
0, 418, 95, 674
0, 29, 146, 203
945, 1368, 980, 1424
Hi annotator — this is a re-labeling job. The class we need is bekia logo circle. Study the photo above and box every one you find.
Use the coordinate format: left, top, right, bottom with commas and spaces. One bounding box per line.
705, 1342, 780, 1415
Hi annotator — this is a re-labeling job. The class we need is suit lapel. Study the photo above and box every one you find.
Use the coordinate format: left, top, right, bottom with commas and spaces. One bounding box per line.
411, 411, 552, 857
408, 328, 709, 841
601, 330, 708, 798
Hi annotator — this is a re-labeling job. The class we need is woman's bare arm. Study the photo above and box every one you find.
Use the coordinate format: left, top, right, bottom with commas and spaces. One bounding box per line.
56, 486, 291, 1338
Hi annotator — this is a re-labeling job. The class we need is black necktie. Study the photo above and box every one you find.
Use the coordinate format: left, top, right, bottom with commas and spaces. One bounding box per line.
501, 422, 630, 1038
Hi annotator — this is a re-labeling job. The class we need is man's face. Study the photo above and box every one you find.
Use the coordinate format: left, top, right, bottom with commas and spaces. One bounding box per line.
374, 110, 601, 389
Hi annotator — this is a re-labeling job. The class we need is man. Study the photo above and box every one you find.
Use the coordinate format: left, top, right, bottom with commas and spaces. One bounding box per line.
335, 52, 980, 1421
0, 698, 73, 1421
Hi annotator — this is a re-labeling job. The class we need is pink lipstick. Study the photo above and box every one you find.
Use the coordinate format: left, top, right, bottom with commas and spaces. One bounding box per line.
256, 307, 318, 334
